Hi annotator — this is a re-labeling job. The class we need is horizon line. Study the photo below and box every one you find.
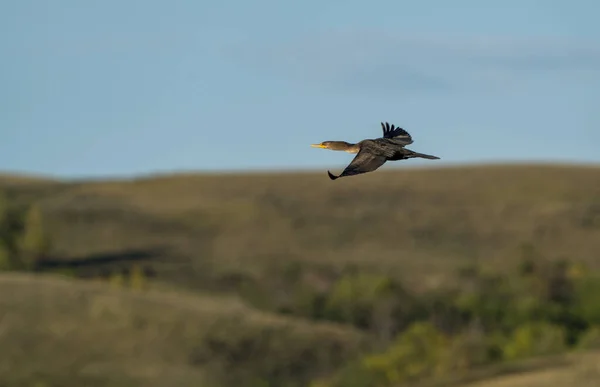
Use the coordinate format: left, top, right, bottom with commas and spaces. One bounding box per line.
1, 160, 599, 183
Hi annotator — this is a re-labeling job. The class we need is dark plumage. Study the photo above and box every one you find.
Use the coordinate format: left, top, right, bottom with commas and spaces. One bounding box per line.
311, 122, 440, 180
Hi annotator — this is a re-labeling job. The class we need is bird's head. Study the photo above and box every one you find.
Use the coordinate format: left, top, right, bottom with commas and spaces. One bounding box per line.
311, 141, 357, 153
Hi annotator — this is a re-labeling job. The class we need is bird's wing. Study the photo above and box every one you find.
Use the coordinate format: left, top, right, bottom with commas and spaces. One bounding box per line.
328, 148, 387, 180
380, 122, 413, 145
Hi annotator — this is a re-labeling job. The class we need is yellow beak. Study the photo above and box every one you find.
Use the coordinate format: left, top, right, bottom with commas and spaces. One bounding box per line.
311, 143, 326, 149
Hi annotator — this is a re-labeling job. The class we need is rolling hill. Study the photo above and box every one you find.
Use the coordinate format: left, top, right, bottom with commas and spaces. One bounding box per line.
0, 273, 367, 387
2, 164, 599, 290
1, 163, 600, 386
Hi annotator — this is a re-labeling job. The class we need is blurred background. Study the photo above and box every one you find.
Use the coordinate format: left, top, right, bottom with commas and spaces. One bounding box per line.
1, 1, 599, 386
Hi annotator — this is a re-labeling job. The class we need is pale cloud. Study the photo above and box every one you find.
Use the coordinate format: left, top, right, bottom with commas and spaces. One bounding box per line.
224, 30, 600, 94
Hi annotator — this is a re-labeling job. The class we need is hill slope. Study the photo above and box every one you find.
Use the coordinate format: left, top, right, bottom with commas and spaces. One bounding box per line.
0, 273, 367, 387
3, 273, 599, 387
2, 164, 599, 292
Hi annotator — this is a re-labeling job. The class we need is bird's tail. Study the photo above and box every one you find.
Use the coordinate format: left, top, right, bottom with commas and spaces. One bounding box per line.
408, 151, 440, 160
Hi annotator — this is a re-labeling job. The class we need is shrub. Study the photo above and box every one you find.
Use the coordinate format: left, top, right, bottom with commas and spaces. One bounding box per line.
453, 272, 517, 331
446, 321, 498, 371
323, 272, 419, 339
573, 275, 600, 326
0, 197, 53, 272
360, 322, 451, 386
17, 204, 52, 270
502, 322, 566, 361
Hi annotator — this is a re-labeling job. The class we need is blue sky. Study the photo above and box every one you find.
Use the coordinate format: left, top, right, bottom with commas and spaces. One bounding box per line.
1, 0, 599, 178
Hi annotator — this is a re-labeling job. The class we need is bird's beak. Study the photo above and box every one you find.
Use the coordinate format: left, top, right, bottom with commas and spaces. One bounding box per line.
311, 143, 326, 149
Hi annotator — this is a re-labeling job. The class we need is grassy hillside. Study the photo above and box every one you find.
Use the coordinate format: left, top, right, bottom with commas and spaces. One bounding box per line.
0, 273, 367, 387
2, 164, 599, 288
1, 163, 600, 386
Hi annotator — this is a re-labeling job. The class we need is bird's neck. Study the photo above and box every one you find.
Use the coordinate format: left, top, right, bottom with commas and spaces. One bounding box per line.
330, 141, 359, 153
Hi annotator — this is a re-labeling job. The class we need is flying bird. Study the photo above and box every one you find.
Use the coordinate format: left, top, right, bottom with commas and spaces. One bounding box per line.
311, 122, 440, 180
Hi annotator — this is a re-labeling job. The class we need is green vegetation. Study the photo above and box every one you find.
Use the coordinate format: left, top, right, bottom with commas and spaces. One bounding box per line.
0, 164, 599, 386
310, 257, 600, 387
0, 192, 52, 271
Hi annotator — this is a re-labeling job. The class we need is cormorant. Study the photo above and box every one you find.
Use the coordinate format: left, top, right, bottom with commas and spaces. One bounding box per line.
311, 122, 440, 180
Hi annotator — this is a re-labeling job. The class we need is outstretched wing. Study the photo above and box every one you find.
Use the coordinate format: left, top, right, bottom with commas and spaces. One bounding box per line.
328, 148, 387, 180
380, 122, 413, 145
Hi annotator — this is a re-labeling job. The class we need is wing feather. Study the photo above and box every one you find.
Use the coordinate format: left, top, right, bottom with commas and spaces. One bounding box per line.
380, 122, 413, 145
328, 148, 387, 180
